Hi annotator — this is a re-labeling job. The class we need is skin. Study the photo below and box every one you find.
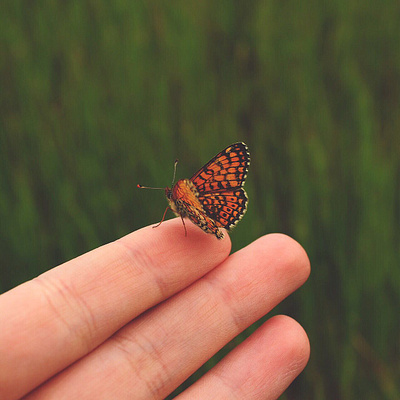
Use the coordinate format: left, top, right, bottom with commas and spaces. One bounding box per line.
0, 219, 310, 400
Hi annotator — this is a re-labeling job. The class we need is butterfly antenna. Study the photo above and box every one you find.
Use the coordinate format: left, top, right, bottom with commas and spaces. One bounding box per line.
171, 159, 178, 186
137, 159, 179, 190
136, 184, 164, 190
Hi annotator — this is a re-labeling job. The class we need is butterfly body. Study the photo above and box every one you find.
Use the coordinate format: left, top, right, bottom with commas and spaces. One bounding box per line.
167, 179, 225, 239
139, 142, 250, 239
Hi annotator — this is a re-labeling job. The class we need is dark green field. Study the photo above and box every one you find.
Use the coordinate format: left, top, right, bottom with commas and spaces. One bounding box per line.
1, 1, 399, 398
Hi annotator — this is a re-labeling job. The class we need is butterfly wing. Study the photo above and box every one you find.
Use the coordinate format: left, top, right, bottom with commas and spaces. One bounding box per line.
190, 142, 250, 230
197, 189, 248, 230
191, 142, 250, 193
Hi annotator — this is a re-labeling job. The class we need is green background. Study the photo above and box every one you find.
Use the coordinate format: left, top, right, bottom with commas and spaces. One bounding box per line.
1, 1, 399, 398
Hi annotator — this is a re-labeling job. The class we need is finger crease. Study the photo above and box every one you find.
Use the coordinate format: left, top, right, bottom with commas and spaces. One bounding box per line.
111, 331, 172, 399
115, 240, 170, 300
33, 275, 98, 353
202, 275, 244, 333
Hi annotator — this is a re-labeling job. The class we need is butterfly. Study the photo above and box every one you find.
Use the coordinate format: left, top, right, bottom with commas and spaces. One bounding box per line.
137, 142, 250, 239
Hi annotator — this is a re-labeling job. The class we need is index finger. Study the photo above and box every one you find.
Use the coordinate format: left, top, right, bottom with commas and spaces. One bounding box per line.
0, 219, 231, 400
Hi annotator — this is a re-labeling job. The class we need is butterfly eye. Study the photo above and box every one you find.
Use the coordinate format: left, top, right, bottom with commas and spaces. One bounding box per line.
165, 187, 173, 199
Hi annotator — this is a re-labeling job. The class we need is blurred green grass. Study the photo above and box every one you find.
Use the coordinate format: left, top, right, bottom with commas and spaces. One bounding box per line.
1, 1, 399, 398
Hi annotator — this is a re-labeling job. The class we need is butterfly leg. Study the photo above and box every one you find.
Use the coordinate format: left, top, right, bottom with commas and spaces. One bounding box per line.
180, 214, 187, 237
153, 206, 171, 228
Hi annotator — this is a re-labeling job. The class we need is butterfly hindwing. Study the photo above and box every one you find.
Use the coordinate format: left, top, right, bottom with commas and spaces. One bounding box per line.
180, 200, 224, 239
197, 189, 248, 230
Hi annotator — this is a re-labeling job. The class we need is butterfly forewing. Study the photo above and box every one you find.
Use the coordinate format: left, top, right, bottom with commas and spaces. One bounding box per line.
190, 142, 250, 193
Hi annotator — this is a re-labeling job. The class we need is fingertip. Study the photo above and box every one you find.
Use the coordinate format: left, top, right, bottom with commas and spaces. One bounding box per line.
263, 315, 310, 372
251, 233, 311, 287
159, 217, 232, 252
126, 218, 232, 269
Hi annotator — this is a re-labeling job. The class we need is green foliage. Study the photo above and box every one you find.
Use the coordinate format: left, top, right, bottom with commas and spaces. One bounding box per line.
1, 1, 399, 398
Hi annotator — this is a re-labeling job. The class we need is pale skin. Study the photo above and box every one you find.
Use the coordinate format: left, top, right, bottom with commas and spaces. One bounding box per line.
0, 219, 310, 400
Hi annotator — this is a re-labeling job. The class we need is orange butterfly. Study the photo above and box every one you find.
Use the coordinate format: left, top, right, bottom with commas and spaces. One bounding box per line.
138, 142, 250, 239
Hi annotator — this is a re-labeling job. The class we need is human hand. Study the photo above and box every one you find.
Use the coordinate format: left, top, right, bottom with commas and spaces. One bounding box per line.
0, 219, 310, 400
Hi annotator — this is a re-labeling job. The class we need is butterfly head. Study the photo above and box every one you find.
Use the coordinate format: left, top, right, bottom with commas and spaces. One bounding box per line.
165, 186, 173, 200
